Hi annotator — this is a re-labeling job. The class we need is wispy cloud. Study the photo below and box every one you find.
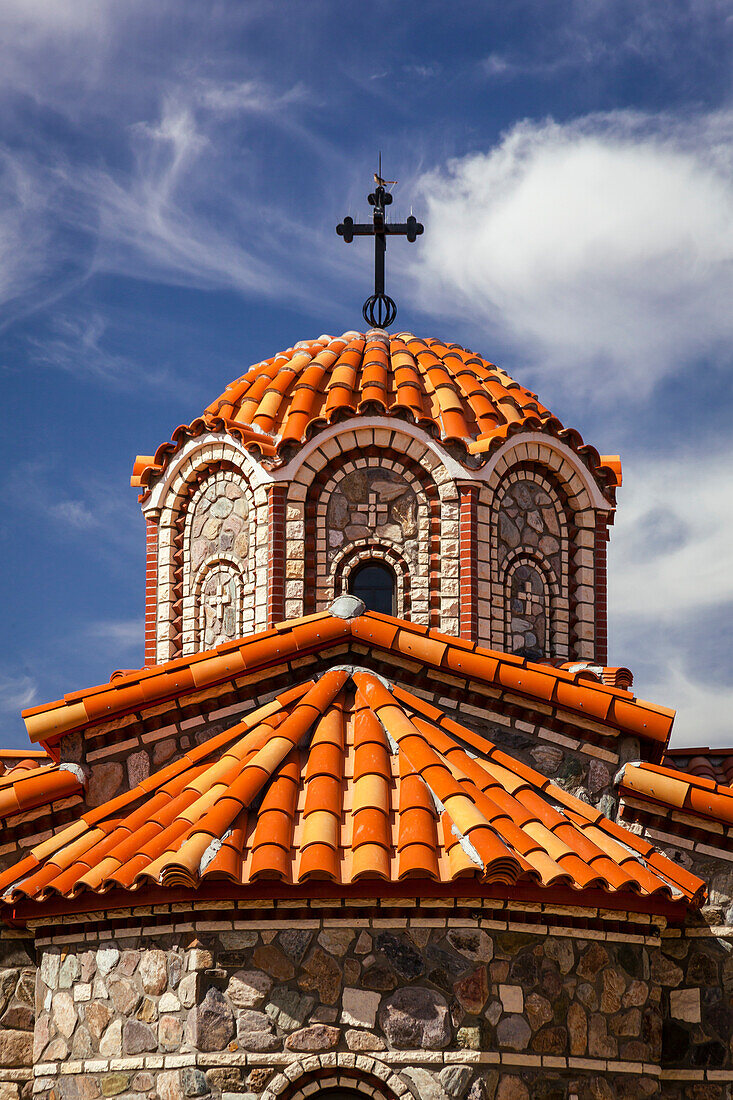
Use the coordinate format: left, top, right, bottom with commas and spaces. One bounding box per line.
87, 618, 144, 652
411, 110, 733, 397
0, 673, 38, 718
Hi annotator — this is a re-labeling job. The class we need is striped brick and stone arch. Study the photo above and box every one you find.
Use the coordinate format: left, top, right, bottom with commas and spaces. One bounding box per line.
501, 548, 560, 659
276, 425, 460, 629
489, 464, 572, 660
291, 433, 459, 629
152, 442, 266, 663
479, 438, 606, 661
332, 541, 411, 617
181, 469, 253, 656
264, 1056, 403, 1100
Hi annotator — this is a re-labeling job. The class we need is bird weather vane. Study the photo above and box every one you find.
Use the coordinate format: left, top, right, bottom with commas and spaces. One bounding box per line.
337, 157, 424, 329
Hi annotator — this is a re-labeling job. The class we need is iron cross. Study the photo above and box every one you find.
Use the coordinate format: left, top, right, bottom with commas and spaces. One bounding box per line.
337, 161, 423, 329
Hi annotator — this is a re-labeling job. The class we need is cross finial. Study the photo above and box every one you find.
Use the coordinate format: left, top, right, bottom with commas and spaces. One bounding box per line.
337, 159, 423, 329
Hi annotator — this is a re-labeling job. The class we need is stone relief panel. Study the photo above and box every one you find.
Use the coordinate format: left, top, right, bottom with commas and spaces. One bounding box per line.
314, 457, 433, 623
507, 559, 549, 659
496, 478, 563, 578
189, 480, 249, 572
326, 468, 418, 562
494, 473, 568, 659
198, 563, 242, 648
182, 472, 253, 654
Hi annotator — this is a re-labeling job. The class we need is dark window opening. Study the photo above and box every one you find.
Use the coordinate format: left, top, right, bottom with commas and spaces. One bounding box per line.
348, 560, 396, 616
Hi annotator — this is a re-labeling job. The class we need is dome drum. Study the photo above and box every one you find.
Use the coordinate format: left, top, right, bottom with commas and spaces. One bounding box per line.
135, 332, 618, 669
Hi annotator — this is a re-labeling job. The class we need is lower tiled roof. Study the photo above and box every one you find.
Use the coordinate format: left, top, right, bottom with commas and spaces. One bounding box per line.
21, 610, 676, 749
664, 748, 733, 788
0, 670, 703, 910
0, 755, 84, 823
619, 761, 733, 828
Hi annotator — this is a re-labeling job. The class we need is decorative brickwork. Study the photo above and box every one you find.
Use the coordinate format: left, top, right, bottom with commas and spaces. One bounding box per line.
595, 512, 609, 666
459, 483, 478, 640
182, 470, 251, 653
334, 543, 411, 617
301, 439, 452, 629
268, 483, 287, 627
143, 516, 159, 667
153, 441, 268, 663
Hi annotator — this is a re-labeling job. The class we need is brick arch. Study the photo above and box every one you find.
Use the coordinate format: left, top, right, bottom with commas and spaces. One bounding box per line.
489, 461, 578, 659
302, 445, 443, 626
265, 1056, 403, 1100
484, 435, 598, 507
155, 454, 260, 662
501, 548, 558, 658
333, 542, 412, 617
192, 557, 245, 650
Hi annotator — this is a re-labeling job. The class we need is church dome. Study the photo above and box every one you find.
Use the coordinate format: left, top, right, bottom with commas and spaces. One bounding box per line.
206, 329, 548, 452
133, 329, 621, 493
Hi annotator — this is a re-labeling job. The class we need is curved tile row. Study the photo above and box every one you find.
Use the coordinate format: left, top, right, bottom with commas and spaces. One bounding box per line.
1, 670, 704, 910
0, 759, 84, 823
619, 760, 733, 827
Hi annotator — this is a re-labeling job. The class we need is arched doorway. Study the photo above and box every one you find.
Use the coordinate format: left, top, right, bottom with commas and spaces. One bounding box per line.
348, 559, 396, 615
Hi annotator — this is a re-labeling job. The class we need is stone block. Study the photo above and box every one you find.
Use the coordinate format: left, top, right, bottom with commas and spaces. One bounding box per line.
284, 1024, 340, 1052
227, 969, 273, 1009
670, 987, 701, 1023
499, 984, 523, 1014
379, 986, 450, 1050
341, 987, 381, 1029
185, 988, 235, 1052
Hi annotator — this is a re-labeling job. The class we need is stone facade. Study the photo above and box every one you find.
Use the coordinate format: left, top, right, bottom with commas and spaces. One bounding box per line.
0, 935, 34, 1100
24, 910, 733, 1100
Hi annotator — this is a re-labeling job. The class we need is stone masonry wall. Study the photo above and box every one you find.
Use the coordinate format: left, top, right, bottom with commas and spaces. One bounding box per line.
0, 932, 35, 1100
30, 915, 675, 1100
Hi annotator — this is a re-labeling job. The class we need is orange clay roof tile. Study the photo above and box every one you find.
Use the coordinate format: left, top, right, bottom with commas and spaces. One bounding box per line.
21, 611, 674, 750
1, 670, 704, 912
0, 759, 84, 824
131, 331, 621, 496
663, 747, 733, 788
619, 760, 733, 832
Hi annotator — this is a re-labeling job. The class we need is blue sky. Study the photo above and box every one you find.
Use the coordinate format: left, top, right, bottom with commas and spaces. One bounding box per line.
1, 1, 732, 748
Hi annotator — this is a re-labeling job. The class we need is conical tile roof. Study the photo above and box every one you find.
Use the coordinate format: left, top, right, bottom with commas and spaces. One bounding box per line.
1, 668, 704, 911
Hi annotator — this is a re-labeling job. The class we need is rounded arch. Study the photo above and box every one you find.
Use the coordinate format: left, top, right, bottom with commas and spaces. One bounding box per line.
301, 442, 443, 626
482, 431, 610, 511
265, 1057, 403, 1100
145, 431, 269, 513
333, 542, 411, 617
193, 557, 244, 649
154, 453, 259, 662
501, 549, 558, 658
489, 463, 571, 659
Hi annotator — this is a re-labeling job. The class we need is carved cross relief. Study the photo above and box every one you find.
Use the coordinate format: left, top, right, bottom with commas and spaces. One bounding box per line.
209, 582, 231, 622
518, 580, 541, 616
354, 491, 389, 527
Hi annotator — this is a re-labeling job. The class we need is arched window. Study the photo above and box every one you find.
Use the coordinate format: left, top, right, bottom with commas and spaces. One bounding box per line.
349, 560, 396, 615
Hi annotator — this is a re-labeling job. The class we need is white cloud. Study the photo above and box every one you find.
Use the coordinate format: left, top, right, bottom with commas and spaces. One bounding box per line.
49, 500, 98, 530
636, 661, 733, 749
411, 111, 733, 396
610, 446, 733, 620
608, 445, 733, 746
0, 674, 38, 717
